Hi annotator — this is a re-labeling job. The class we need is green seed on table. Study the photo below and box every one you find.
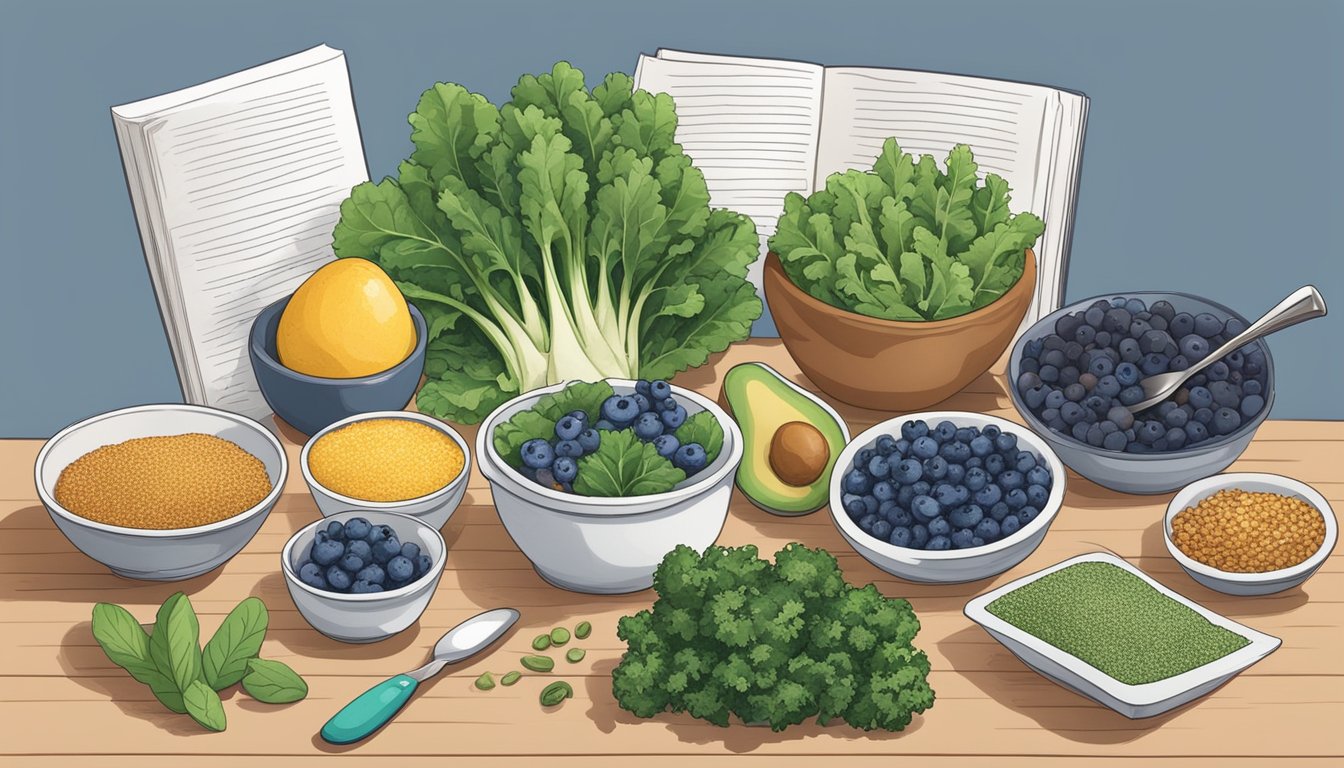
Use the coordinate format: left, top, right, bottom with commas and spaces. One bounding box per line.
474, 672, 495, 691
500, 671, 521, 686
521, 655, 554, 672
549, 627, 570, 646
539, 681, 573, 707
566, 648, 585, 663
574, 621, 591, 639
531, 634, 551, 651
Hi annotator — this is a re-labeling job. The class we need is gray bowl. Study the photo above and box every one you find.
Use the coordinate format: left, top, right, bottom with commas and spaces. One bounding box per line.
1008, 292, 1274, 495
249, 295, 427, 436
35, 404, 286, 580
281, 510, 446, 643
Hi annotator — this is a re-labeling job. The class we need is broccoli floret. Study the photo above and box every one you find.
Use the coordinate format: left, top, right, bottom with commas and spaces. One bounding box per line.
611, 543, 935, 732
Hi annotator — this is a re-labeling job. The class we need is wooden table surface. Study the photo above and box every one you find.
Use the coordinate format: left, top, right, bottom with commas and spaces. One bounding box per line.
2, 339, 1341, 766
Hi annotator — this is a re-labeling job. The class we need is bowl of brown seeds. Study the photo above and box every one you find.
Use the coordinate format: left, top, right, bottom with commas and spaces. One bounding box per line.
35, 404, 287, 580
1164, 472, 1337, 595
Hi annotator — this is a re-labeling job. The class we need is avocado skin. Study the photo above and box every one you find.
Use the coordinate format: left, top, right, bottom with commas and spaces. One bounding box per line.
719, 363, 849, 516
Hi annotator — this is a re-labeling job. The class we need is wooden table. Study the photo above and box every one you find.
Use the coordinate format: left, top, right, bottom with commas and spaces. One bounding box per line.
2, 340, 1340, 766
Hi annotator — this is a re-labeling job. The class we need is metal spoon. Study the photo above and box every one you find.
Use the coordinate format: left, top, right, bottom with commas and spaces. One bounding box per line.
1127, 286, 1327, 413
319, 608, 519, 745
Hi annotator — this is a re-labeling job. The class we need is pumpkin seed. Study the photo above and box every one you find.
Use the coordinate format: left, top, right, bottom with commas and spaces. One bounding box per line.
520, 655, 554, 672
574, 621, 592, 640
549, 627, 570, 646
539, 680, 573, 707
474, 672, 495, 691
566, 648, 586, 663
500, 671, 521, 686
531, 634, 551, 651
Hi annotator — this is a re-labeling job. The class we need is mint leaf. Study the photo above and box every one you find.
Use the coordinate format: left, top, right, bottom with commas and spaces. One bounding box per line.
674, 411, 724, 464
202, 597, 268, 691
91, 603, 155, 681
574, 429, 686, 497
183, 679, 226, 732
148, 593, 202, 696
242, 658, 308, 704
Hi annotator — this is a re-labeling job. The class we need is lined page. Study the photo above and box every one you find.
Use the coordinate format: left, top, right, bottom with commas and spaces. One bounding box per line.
634, 50, 824, 317
114, 46, 366, 419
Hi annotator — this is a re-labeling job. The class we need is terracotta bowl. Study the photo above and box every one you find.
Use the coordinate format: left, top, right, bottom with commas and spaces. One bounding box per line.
763, 250, 1037, 411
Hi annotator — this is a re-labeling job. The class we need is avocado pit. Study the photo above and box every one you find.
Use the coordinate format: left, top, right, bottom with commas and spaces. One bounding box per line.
769, 421, 830, 487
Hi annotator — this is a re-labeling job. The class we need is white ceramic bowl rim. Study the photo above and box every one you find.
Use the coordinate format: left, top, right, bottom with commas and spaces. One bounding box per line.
478, 379, 744, 513
1164, 472, 1338, 583
1008, 290, 1276, 460
34, 403, 287, 538
280, 509, 447, 602
300, 410, 472, 509
829, 411, 1068, 562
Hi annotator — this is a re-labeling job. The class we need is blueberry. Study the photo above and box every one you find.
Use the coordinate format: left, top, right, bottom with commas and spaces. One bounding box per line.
856, 448, 876, 467
1140, 353, 1170, 377
951, 528, 977, 549
1084, 305, 1106, 327
555, 415, 584, 441
1055, 313, 1083, 339
1211, 407, 1242, 435
1118, 386, 1145, 406
1083, 394, 1108, 416
944, 463, 966, 486
652, 433, 680, 458
1043, 349, 1067, 369
674, 444, 707, 472
858, 513, 879, 533
326, 565, 353, 592
1088, 356, 1115, 378
1026, 483, 1050, 508
927, 516, 952, 537
1188, 386, 1214, 409
1071, 421, 1090, 442
911, 495, 941, 520
974, 483, 1002, 507
660, 403, 688, 430
552, 456, 577, 483
1102, 431, 1128, 451
1186, 421, 1209, 443
901, 420, 929, 441
1241, 394, 1265, 418
1074, 324, 1097, 345
654, 397, 677, 413
1167, 427, 1188, 449
889, 526, 914, 548
1039, 364, 1060, 383
1194, 312, 1223, 337
1169, 355, 1190, 371
998, 470, 1025, 491
1018, 505, 1041, 524
1210, 380, 1240, 408
1194, 407, 1214, 424
974, 518, 1001, 542
893, 438, 912, 457
927, 535, 953, 551
351, 580, 384, 594
325, 520, 346, 541
964, 467, 990, 492
1242, 379, 1262, 397
983, 454, 1005, 476
1138, 420, 1165, 444
1093, 375, 1120, 399
893, 459, 922, 484
911, 480, 932, 496
873, 481, 896, 502
372, 538, 401, 564
649, 380, 671, 400
343, 517, 372, 541
876, 435, 900, 456
1139, 329, 1173, 355
1060, 402, 1086, 425
633, 412, 664, 440
415, 554, 434, 576
1165, 408, 1189, 428
948, 504, 984, 529
870, 519, 893, 541
298, 562, 326, 589
923, 456, 949, 481
1044, 389, 1067, 411
907, 524, 929, 549
574, 429, 601, 455
1062, 382, 1085, 402
345, 539, 372, 563
1025, 465, 1050, 490
911, 436, 939, 459
843, 495, 867, 519
1014, 451, 1037, 473
995, 433, 1018, 454
521, 438, 555, 469
843, 469, 872, 495
986, 502, 1010, 521
932, 483, 959, 507
1058, 366, 1081, 387
1115, 362, 1140, 387
1000, 514, 1022, 537
339, 552, 365, 573
635, 380, 652, 397
601, 395, 641, 425
555, 439, 584, 459
925, 421, 953, 443
939, 441, 972, 464
595, 419, 616, 431
311, 539, 344, 567
400, 542, 421, 562
387, 555, 415, 582
1118, 337, 1142, 363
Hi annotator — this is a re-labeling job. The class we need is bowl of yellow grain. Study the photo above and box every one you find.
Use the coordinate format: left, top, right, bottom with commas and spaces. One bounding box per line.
301, 411, 470, 530
34, 404, 286, 580
1164, 472, 1337, 595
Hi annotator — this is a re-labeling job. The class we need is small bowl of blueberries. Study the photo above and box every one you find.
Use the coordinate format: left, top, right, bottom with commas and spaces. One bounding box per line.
1009, 292, 1274, 494
829, 412, 1066, 584
281, 510, 446, 643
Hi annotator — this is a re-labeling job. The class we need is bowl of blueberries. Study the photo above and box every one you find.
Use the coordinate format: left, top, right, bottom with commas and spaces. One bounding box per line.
281, 510, 446, 643
1009, 292, 1274, 494
829, 413, 1066, 584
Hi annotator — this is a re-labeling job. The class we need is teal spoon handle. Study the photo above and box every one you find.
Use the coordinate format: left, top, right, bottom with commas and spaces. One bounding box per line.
320, 673, 419, 744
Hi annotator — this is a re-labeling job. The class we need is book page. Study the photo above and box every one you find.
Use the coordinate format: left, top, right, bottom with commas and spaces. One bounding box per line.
114, 46, 367, 419
634, 51, 824, 324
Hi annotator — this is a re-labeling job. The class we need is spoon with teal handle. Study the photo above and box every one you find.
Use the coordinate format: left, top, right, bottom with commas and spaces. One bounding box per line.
320, 608, 519, 745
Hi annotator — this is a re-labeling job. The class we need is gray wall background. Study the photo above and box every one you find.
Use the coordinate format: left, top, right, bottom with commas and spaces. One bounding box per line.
2, 0, 1340, 436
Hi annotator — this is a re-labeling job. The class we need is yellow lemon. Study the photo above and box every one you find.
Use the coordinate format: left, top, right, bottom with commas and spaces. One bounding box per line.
276, 259, 416, 378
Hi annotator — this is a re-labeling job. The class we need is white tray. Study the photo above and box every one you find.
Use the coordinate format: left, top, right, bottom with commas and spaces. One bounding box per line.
964, 552, 1280, 719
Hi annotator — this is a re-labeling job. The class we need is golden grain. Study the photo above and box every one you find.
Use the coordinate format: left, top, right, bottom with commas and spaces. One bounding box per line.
1171, 488, 1325, 573
309, 418, 462, 502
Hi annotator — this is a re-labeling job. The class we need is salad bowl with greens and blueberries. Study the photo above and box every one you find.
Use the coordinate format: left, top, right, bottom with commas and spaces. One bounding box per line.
477, 378, 743, 594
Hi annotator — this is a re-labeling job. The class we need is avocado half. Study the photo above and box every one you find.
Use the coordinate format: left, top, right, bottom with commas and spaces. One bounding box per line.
719, 362, 851, 516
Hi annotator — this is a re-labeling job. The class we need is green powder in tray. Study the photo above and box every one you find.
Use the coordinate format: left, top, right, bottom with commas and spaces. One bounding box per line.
986, 562, 1249, 685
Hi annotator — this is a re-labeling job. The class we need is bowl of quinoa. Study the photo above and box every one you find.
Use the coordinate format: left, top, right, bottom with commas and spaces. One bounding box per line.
1165, 472, 1336, 595
34, 404, 286, 580
300, 411, 470, 530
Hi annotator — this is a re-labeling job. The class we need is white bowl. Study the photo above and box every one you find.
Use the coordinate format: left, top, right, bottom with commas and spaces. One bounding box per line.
477, 379, 744, 594
829, 411, 1067, 584
281, 510, 446, 643
34, 404, 286, 581
965, 552, 1281, 718
300, 411, 470, 530
1164, 472, 1337, 595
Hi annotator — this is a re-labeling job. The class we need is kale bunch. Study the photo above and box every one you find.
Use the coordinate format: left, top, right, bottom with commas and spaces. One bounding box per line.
612, 544, 934, 731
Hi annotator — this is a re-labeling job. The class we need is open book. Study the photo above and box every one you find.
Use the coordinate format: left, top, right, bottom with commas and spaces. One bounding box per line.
633, 49, 1087, 332
112, 44, 368, 421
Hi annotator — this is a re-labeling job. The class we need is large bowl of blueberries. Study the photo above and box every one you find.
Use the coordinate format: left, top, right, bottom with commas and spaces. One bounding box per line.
478, 378, 743, 595
281, 510, 446, 643
829, 413, 1066, 584
1009, 292, 1274, 494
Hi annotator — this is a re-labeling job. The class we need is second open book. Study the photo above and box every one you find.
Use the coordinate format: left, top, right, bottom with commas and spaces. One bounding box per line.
634, 49, 1088, 329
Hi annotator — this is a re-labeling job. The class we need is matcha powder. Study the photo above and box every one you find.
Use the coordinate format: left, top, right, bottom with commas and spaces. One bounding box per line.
986, 562, 1249, 685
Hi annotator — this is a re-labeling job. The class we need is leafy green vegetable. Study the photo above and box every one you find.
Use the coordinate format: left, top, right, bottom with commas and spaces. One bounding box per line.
333, 62, 762, 423
673, 411, 724, 464
241, 659, 308, 704
493, 380, 614, 467
183, 679, 226, 732
770, 138, 1044, 321
148, 592, 202, 695
573, 429, 685, 497
612, 544, 934, 731
202, 597, 268, 690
